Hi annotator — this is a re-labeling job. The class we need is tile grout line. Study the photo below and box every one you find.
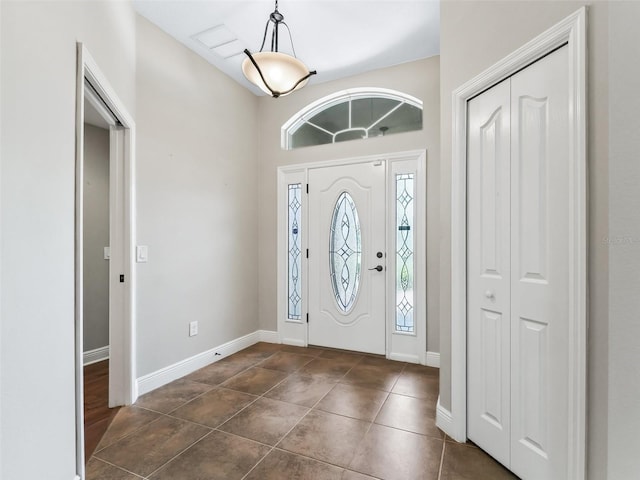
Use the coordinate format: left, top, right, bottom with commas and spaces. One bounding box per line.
90, 345, 292, 476
437, 437, 446, 480
90, 456, 147, 479
238, 349, 330, 480
239, 445, 275, 480
270, 359, 382, 477
143, 429, 216, 478
261, 353, 422, 477
213, 427, 278, 450
336, 356, 407, 472
210, 362, 300, 427
141, 384, 217, 417
96, 363, 270, 475
242, 366, 361, 478
163, 351, 288, 429
276, 446, 388, 479
160, 350, 313, 441
93, 408, 166, 454
93, 344, 435, 479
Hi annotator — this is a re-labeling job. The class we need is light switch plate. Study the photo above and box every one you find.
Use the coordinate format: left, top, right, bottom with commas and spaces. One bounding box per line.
104, 247, 111, 260
136, 245, 148, 263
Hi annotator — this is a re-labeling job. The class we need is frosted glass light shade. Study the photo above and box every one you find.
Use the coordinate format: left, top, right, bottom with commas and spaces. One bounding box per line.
242, 52, 311, 97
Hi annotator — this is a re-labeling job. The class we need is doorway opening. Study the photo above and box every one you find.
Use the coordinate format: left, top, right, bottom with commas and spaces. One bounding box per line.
82, 93, 116, 460
75, 44, 136, 478
277, 151, 428, 364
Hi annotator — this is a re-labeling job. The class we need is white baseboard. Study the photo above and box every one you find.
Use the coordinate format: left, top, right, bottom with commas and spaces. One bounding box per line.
389, 351, 439, 367
436, 396, 455, 439
83, 346, 109, 366
282, 337, 306, 347
389, 352, 421, 364
258, 329, 279, 343
426, 351, 440, 368
136, 330, 279, 397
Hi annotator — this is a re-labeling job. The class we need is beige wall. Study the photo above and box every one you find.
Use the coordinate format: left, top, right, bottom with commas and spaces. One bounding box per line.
607, 3, 640, 478
256, 57, 441, 353
83, 124, 110, 353
4, 3, 637, 479
135, 16, 260, 377
439, 2, 609, 478
0, 1, 136, 478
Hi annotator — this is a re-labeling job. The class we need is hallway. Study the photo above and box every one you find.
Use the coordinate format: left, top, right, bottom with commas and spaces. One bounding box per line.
87, 343, 516, 480
84, 360, 120, 460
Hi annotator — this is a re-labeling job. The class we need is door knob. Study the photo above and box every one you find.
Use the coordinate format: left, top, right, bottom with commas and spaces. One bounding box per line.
485, 290, 495, 299
368, 265, 384, 272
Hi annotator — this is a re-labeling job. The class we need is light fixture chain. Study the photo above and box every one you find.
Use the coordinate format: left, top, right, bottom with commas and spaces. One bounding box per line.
259, 18, 270, 52
271, 26, 276, 51
281, 21, 297, 58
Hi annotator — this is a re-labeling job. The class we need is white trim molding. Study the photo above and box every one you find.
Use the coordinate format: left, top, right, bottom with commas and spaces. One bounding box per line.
136, 330, 279, 397
281, 88, 423, 150
281, 337, 306, 347
386, 152, 428, 366
388, 352, 421, 364
426, 351, 440, 368
258, 329, 280, 344
447, 7, 586, 480
75, 43, 137, 480
83, 346, 109, 366
277, 151, 428, 360
436, 397, 454, 434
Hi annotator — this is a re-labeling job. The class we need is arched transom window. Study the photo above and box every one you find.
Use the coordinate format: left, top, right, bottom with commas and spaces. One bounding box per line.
282, 88, 423, 150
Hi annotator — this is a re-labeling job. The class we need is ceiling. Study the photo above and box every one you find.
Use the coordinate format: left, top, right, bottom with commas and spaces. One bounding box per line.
133, 0, 440, 96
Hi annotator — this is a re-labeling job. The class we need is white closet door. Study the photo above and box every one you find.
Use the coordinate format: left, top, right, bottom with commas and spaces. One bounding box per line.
467, 44, 571, 480
467, 78, 512, 467
510, 45, 570, 479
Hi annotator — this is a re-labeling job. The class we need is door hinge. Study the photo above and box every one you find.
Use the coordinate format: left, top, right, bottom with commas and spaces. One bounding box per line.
306, 313, 309, 323
306, 183, 309, 194
119, 274, 125, 283
306, 248, 309, 258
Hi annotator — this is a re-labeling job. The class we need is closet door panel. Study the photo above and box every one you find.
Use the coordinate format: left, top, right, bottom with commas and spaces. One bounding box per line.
510, 45, 570, 480
466, 78, 512, 467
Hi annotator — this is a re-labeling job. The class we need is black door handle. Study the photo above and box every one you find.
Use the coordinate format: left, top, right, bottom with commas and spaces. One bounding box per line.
368, 265, 383, 272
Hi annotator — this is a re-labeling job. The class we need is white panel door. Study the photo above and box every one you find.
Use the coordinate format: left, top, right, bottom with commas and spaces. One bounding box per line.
308, 162, 386, 354
510, 46, 570, 480
467, 78, 512, 466
467, 45, 571, 480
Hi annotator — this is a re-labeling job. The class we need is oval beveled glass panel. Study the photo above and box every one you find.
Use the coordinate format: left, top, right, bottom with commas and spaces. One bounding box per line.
329, 192, 362, 313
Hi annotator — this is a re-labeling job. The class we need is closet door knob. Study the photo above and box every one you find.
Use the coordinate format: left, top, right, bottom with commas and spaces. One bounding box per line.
485, 290, 495, 299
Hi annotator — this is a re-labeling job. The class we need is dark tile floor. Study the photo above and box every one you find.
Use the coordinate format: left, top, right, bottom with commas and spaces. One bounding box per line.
88, 342, 518, 480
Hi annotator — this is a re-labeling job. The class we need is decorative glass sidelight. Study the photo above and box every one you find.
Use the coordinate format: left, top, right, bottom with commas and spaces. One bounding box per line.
395, 174, 415, 332
329, 192, 362, 313
288, 184, 302, 320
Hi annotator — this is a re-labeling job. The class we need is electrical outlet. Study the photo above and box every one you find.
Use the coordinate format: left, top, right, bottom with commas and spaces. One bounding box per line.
189, 321, 198, 337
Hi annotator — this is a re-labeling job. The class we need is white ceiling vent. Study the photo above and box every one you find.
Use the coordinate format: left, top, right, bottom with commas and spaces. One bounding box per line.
193, 25, 245, 59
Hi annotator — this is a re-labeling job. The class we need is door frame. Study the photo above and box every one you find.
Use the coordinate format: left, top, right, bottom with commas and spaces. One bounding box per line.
75, 44, 137, 477
442, 7, 587, 479
277, 150, 427, 363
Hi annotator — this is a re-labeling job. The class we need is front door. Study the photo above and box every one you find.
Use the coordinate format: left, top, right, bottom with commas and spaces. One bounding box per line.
308, 161, 386, 354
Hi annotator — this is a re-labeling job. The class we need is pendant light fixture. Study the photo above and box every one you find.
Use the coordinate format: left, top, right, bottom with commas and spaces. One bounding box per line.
242, 0, 316, 98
